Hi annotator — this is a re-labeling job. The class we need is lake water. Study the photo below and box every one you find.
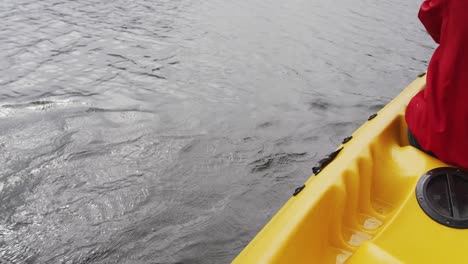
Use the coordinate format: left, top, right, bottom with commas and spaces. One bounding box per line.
0, 0, 433, 263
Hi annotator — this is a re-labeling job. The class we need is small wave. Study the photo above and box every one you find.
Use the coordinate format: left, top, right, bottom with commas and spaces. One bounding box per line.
249, 152, 308, 172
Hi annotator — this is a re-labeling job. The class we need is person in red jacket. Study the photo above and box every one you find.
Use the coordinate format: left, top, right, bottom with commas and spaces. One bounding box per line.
406, 0, 468, 169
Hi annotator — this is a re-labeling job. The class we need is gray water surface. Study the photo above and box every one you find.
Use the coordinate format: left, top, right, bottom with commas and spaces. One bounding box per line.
1, 0, 433, 263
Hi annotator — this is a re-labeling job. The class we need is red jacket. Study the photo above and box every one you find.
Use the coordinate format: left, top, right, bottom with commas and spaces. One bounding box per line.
406, 0, 468, 169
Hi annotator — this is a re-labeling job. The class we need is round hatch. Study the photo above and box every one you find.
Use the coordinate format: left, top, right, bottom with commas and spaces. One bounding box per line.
416, 167, 468, 229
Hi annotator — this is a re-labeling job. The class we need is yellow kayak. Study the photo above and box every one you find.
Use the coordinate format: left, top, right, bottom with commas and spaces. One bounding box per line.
233, 75, 468, 263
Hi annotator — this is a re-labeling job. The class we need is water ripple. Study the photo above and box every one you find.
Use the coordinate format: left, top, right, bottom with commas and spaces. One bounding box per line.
0, 0, 434, 263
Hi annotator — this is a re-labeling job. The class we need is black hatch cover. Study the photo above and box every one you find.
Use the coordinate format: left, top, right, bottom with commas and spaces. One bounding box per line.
416, 167, 468, 229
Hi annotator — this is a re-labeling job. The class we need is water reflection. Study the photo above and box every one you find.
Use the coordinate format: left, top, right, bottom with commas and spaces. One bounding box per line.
0, 0, 433, 263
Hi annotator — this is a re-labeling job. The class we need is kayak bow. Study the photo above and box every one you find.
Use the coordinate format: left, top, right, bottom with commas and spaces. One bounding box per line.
234, 75, 468, 263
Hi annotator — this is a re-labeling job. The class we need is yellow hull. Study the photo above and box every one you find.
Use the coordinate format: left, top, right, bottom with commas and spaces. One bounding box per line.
233, 76, 468, 263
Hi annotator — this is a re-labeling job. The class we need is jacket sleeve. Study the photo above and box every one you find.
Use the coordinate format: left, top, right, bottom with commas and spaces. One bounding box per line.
418, 0, 444, 44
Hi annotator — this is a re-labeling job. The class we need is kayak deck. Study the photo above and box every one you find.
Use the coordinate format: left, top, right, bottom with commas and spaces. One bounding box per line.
233, 76, 468, 263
